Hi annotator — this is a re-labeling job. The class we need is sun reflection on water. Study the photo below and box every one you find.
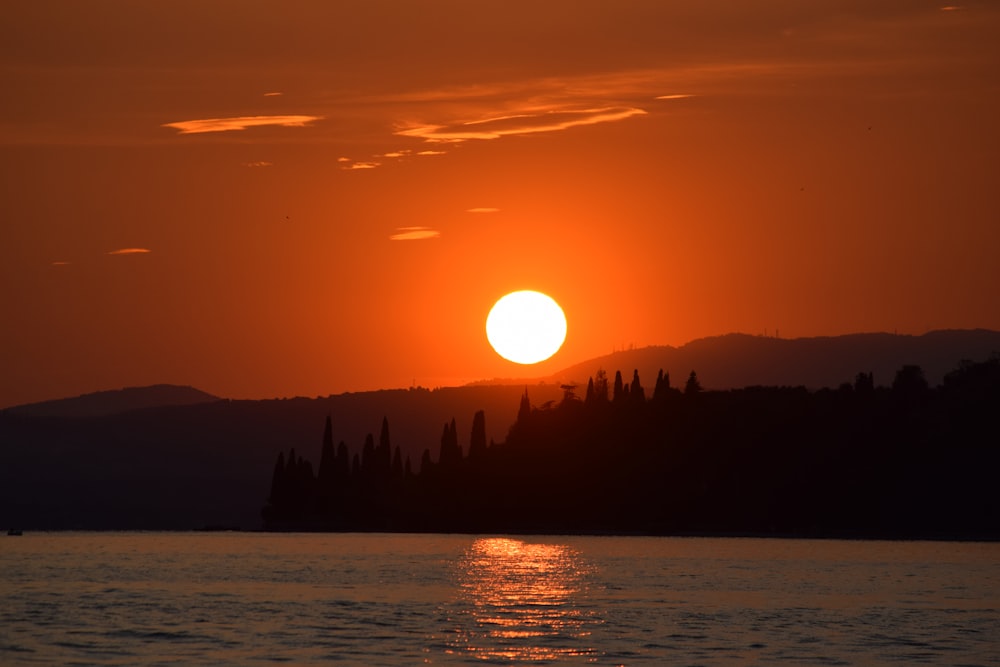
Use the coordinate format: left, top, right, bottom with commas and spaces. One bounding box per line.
447, 537, 600, 662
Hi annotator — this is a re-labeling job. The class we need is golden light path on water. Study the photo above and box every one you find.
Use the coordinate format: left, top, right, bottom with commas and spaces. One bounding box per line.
448, 537, 600, 662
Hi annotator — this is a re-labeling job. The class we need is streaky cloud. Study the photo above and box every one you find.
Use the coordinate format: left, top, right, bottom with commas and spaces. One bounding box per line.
466, 207, 499, 214
389, 226, 440, 241
396, 107, 646, 143
343, 161, 380, 170
50, 261, 71, 266
263, 91, 283, 96
163, 115, 322, 135
245, 161, 273, 167
107, 248, 151, 255
655, 94, 695, 100
416, 150, 446, 156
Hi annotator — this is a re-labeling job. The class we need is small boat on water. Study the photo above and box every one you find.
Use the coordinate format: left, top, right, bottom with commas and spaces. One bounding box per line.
7, 529, 23, 536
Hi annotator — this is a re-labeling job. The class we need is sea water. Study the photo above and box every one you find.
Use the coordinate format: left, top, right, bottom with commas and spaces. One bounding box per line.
1, 532, 997, 665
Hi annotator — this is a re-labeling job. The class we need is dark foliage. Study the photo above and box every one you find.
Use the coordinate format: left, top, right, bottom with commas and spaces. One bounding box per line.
262, 359, 1000, 538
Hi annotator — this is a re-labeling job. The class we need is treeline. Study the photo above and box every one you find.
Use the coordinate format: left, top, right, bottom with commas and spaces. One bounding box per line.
261, 358, 1000, 538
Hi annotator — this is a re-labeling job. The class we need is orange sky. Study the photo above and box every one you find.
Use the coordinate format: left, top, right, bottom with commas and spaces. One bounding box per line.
2, 1, 998, 407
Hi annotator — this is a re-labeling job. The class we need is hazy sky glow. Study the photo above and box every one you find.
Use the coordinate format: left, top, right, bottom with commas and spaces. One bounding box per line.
2, 0, 998, 407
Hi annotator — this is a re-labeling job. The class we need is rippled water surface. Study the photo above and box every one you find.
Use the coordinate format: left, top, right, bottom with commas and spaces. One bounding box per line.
1, 532, 997, 665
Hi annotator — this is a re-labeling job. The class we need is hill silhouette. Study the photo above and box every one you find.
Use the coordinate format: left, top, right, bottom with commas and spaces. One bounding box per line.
6, 384, 219, 418
542, 330, 1000, 391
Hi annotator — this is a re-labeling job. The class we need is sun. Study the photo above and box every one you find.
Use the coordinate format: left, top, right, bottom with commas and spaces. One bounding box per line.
486, 290, 567, 364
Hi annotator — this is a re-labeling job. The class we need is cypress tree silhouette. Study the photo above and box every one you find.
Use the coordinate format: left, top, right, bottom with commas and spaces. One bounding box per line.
448, 416, 459, 445
335, 441, 350, 483
653, 369, 672, 400
517, 388, 531, 423
613, 370, 625, 403
377, 417, 392, 477
684, 370, 702, 395
438, 418, 461, 470
268, 450, 286, 508
594, 369, 609, 403
318, 415, 336, 489
630, 369, 645, 404
361, 433, 376, 478
391, 446, 404, 480
468, 410, 487, 460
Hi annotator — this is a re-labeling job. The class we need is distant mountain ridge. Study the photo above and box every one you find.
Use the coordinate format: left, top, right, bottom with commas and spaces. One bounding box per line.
7, 384, 219, 418
542, 329, 1000, 392
7, 330, 998, 417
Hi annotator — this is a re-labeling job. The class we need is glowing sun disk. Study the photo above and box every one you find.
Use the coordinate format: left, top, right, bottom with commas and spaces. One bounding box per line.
486, 291, 567, 364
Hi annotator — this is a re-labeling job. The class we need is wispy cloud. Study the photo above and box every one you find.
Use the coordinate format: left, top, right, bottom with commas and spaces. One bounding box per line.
50, 261, 71, 266
343, 161, 380, 170
263, 91, 284, 97
396, 107, 646, 143
389, 227, 440, 241
245, 161, 273, 167
466, 207, 499, 214
107, 248, 151, 255
655, 94, 695, 100
162, 115, 322, 135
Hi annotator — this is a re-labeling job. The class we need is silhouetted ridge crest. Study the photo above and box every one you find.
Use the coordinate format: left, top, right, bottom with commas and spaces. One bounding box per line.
7, 384, 219, 417
546, 330, 1000, 391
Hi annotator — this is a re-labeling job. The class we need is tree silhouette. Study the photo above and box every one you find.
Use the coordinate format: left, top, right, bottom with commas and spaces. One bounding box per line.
361, 433, 376, 478
517, 388, 531, 423
612, 370, 625, 404
468, 410, 487, 460
438, 418, 461, 470
317, 415, 336, 489
267, 450, 285, 508
591, 369, 609, 405
684, 370, 702, 395
892, 364, 928, 395
653, 369, 670, 400
377, 417, 392, 477
854, 371, 875, 393
630, 369, 645, 404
